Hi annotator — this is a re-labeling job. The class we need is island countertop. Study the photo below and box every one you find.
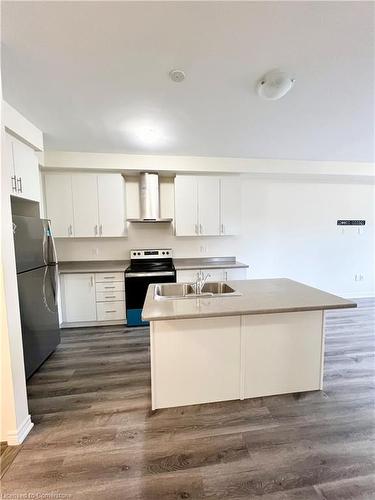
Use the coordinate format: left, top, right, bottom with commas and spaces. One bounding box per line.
142, 278, 356, 321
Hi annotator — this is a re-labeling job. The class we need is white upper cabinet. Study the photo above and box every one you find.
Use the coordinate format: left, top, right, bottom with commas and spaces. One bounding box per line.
198, 177, 220, 236
174, 175, 240, 237
45, 174, 74, 237
6, 133, 40, 202
220, 177, 240, 235
97, 174, 127, 237
174, 175, 199, 236
45, 172, 127, 238
72, 174, 99, 237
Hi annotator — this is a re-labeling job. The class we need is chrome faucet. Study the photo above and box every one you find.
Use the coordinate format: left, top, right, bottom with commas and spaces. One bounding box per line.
194, 270, 211, 295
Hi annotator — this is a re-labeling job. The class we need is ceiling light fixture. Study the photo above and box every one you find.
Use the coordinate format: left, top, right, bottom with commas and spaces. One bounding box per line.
169, 69, 185, 83
124, 121, 168, 148
256, 70, 295, 100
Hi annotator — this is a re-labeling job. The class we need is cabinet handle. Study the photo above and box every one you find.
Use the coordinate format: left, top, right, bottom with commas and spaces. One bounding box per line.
103, 276, 115, 279
94, 225, 98, 236
11, 175, 17, 192
104, 286, 115, 289
105, 296, 116, 299
200, 224, 203, 234
194, 224, 198, 235
221, 224, 225, 235
68, 224, 73, 236
99, 224, 103, 236
105, 310, 116, 313
225, 271, 228, 281
17, 177, 22, 193
90, 276, 94, 287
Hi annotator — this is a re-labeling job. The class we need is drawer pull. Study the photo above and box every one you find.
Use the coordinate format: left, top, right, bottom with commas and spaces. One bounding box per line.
104, 286, 115, 289
104, 276, 115, 279
105, 296, 116, 299
105, 310, 117, 313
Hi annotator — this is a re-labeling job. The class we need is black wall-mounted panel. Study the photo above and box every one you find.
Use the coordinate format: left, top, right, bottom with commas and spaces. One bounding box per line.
337, 220, 365, 226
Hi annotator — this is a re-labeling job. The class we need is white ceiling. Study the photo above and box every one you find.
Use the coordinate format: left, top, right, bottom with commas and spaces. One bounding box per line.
2, 1, 374, 162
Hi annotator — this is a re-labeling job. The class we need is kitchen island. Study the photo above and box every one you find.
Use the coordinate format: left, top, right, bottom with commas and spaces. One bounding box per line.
142, 278, 356, 409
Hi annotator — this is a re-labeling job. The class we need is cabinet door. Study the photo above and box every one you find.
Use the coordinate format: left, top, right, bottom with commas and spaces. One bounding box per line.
5, 133, 16, 195
72, 174, 99, 237
61, 273, 96, 323
45, 174, 74, 237
220, 177, 240, 235
174, 176, 198, 236
12, 137, 40, 202
176, 269, 200, 283
224, 268, 247, 281
98, 174, 127, 237
198, 177, 220, 236
205, 269, 225, 281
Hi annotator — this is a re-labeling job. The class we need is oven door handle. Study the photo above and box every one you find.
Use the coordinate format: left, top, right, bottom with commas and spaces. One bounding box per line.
126, 271, 175, 278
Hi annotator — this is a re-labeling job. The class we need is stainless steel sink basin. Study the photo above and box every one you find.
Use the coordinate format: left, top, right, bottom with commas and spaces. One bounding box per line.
201, 282, 235, 294
154, 282, 241, 300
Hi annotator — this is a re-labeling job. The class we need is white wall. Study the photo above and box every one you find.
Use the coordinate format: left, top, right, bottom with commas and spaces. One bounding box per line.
0, 101, 41, 444
54, 174, 374, 298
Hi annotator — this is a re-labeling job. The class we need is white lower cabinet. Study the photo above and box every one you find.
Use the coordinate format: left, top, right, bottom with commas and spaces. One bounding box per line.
224, 268, 247, 280
61, 273, 97, 323
96, 301, 125, 321
151, 316, 241, 408
60, 272, 126, 326
176, 267, 247, 283
242, 311, 323, 399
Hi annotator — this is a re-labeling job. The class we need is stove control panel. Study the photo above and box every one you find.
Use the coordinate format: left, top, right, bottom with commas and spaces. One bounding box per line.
130, 249, 173, 259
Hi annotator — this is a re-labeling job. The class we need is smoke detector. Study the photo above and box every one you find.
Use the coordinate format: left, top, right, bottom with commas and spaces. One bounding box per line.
257, 70, 295, 100
169, 69, 186, 83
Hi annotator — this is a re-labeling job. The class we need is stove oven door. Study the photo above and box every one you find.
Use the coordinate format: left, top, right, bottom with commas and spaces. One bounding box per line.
125, 271, 176, 326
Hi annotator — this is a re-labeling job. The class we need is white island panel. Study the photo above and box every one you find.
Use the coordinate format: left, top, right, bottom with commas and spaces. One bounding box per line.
151, 316, 241, 409
242, 310, 324, 399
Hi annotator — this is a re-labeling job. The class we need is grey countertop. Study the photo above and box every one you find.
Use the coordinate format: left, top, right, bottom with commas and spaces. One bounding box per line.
58, 260, 130, 274
58, 256, 248, 274
174, 257, 249, 270
142, 278, 356, 321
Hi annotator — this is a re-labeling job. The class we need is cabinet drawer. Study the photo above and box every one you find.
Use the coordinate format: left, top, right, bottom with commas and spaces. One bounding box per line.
96, 291, 125, 302
95, 272, 124, 283
96, 301, 125, 321
96, 281, 124, 292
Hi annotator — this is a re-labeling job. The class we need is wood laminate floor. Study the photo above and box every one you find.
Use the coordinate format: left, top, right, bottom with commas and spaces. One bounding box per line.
1, 298, 374, 499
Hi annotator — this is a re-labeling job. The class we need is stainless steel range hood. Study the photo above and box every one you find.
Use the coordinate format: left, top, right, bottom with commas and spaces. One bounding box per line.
127, 172, 172, 223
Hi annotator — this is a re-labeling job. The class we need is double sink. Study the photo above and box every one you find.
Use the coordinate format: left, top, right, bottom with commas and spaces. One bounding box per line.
154, 282, 242, 300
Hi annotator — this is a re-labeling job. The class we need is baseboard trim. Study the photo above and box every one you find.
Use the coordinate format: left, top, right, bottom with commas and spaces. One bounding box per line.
7, 415, 34, 445
61, 319, 126, 329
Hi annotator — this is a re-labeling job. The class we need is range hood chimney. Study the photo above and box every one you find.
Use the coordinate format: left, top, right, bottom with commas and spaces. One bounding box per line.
127, 172, 172, 223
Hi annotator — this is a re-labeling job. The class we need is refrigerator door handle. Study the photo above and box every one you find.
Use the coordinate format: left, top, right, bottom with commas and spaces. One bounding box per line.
42, 224, 48, 265
47, 220, 58, 265
42, 266, 55, 313
46, 220, 60, 306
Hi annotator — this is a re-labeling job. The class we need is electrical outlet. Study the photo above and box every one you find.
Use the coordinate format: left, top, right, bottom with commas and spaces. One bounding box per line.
92, 247, 99, 256
200, 245, 207, 254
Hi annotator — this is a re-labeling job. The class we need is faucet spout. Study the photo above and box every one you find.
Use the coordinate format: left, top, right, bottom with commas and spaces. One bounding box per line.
194, 271, 211, 295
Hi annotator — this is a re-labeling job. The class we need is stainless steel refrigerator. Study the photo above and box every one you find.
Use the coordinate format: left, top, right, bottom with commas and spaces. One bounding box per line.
12, 215, 60, 379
